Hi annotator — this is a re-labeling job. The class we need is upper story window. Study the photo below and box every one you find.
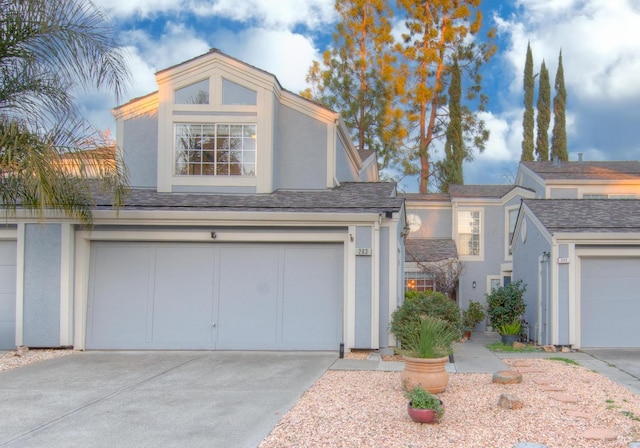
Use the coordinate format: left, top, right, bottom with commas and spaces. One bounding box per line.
175, 79, 209, 104
458, 210, 480, 256
222, 79, 257, 105
175, 123, 256, 176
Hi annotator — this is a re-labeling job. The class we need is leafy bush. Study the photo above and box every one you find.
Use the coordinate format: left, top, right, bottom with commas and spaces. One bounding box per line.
402, 316, 459, 358
461, 300, 486, 330
486, 280, 527, 330
404, 385, 444, 418
390, 291, 461, 348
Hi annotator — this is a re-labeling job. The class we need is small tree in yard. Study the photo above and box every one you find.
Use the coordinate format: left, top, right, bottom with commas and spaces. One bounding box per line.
486, 280, 527, 330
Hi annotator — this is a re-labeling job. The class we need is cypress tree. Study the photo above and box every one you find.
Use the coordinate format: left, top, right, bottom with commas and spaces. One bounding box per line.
551, 50, 568, 161
439, 59, 463, 193
521, 42, 534, 161
535, 60, 550, 161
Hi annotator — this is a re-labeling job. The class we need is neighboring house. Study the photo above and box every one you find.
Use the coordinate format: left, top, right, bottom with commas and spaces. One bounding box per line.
403, 185, 534, 320
0, 49, 405, 352
512, 160, 640, 348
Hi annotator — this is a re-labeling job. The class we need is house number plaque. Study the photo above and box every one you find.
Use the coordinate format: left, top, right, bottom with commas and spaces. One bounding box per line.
356, 248, 372, 256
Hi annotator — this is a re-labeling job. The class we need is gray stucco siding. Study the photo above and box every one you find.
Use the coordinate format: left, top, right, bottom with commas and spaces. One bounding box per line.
23, 224, 61, 347
378, 228, 390, 348
354, 226, 372, 348
277, 105, 327, 189
557, 244, 570, 345
336, 138, 359, 182
123, 111, 158, 188
0, 240, 16, 349
512, 214, 552, 345
406, 207, 451, 238
550, 188, 578, 199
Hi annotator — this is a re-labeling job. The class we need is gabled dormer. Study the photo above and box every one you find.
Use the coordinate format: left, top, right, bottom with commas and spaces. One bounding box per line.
112, 49, 371, 194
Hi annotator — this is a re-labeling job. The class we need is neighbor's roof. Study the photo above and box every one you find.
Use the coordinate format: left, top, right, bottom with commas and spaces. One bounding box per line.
400, 192, 451, 202
92, 182, 403, 214
405, 238, 458, 263
524, 199, 640, 233
522, 161, 640, 181
448, 184, 520, 198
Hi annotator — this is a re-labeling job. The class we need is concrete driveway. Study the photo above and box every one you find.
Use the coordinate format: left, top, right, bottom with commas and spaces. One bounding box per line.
581, 348, 640, 394
0, 351, 337, 448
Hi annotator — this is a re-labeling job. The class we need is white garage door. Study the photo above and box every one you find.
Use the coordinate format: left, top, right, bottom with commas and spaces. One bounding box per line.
581, 257, 640, 347
0, 241, 16, 349
86, 242, 344, 350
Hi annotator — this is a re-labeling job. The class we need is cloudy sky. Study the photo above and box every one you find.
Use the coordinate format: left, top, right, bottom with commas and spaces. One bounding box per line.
86, 0, 640, 191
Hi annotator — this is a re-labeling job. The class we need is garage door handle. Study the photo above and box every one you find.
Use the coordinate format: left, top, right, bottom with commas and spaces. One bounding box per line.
212, 322, 216, 327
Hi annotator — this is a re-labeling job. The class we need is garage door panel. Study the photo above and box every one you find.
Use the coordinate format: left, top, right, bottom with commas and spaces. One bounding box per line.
87, 244, 153, 347
0, 241, 16, 349
281, 246, 343, 350
581, 257, 640, 347
152, 247, 215, 346
216, 246, 280, 350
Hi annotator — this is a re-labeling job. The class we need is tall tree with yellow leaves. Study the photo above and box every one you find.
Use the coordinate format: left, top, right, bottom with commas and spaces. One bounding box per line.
301, 0, 403, 167
395, 0, 495, 193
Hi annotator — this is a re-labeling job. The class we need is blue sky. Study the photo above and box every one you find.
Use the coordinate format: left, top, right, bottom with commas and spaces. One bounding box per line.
86, 0, 640, 191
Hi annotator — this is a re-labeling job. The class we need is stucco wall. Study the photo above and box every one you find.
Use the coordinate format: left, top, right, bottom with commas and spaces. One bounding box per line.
354, 226, 372, 348
23, 224, 61, 347
123, 111, 158, 188
277, 105, 327, 189
512, 214, 552, 345
405, 206, 451, 238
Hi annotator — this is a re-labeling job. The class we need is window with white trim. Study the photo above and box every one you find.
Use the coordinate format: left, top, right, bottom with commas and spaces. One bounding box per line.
457, 210, 480, 256
174, 123, 256, 176
405, 272, 434, 292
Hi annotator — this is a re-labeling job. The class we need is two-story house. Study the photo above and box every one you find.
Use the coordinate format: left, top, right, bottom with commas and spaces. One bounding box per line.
0, 49, 406, 352
512, 160, 640, 349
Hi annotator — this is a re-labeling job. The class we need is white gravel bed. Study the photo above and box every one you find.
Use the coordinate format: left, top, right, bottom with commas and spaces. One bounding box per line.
0, 348, 74, 372
260, 359, 640, 448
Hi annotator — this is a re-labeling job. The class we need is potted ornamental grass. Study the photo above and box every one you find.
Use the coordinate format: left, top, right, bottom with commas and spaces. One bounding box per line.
461, 300, 486, 339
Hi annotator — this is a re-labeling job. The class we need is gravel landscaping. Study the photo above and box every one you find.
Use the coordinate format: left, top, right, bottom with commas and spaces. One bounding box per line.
0, 347, 74, 372
260, 358, 640, 448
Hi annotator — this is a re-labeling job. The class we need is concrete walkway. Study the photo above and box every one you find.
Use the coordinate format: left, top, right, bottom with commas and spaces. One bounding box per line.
331, 332, 640, 396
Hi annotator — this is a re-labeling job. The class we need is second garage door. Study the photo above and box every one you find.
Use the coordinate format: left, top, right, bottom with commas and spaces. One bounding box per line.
0, 240, 16, 349
86, 242, 343, 350
581, 257, 640, 347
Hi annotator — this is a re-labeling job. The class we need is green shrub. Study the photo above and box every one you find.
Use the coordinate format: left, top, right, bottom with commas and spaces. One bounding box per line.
486, 280, 527, 330
390, 291, 461, 348
461, 300, 486, 330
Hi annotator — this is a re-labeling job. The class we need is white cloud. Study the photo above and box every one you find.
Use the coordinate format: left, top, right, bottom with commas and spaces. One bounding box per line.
97, 0, 336, 30
476, 110, 523, 162
212, 28, 321, 93
497, 0, 640, 101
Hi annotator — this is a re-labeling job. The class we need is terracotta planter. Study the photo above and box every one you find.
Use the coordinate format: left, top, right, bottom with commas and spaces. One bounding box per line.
407, 402, 441, 423
401, 355, 449, 394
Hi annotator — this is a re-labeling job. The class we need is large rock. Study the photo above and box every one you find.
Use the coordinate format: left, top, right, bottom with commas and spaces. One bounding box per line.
492, 370, 523, 384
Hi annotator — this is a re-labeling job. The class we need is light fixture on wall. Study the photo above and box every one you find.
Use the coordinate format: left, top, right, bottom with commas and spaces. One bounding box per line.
472, 281, 477, 289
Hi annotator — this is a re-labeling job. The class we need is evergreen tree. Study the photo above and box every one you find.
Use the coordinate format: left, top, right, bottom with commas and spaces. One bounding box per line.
395, 0, 495, 193
521, 42, 534, 161
0, 0, 129, 225
301, 0, 402, 165
551, 50, 568, 161
535, 60, 550, 161
438, 59, 464, 193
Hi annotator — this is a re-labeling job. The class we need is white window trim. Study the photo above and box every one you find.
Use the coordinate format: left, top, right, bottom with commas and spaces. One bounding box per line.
504, 206, 519, 261
455, 208, 484, 261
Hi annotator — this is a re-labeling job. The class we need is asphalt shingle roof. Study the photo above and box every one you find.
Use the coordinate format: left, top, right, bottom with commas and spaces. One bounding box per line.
524, 199, 640, 233
522, 161, 640, 181
93, 182, 403, 214
405, 238, 458, 263
448, 184, 517, 198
